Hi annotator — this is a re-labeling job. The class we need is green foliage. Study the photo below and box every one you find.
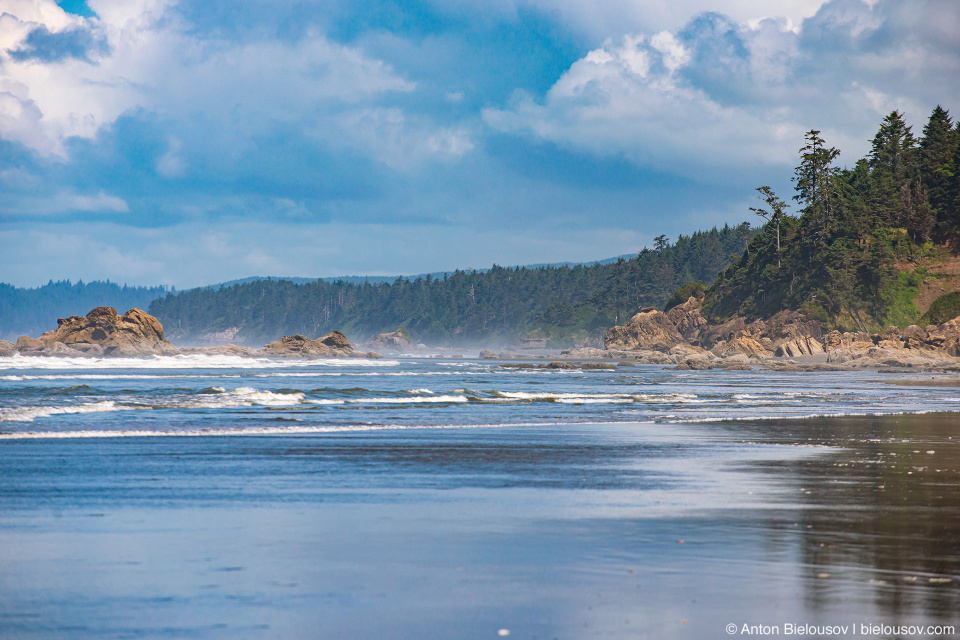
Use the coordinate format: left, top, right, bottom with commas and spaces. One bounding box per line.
884, 271, 923, 328
147, 225, 755, 347
921, 291, 960, 326
664, 282, 706, 311
706, 105, 960, 331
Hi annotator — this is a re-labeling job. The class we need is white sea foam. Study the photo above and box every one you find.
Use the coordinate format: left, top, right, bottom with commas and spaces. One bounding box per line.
0, 354, 400, 371
185, 387, 306, 407
0, 401, 136, 422
0, 421, 560, 439
492, 391, 697, 404
345, 395, 468, 404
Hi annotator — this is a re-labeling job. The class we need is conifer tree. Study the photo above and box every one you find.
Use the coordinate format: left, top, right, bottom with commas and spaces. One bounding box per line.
920, 106, 957, 231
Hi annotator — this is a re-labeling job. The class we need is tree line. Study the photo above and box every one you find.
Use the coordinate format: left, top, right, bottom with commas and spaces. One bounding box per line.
147, 224, 754, 347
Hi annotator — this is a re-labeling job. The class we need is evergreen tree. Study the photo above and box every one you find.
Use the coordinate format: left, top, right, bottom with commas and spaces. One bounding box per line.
749, 186, 790, 267
920, 106, 957, 232
869, 110, 920, 229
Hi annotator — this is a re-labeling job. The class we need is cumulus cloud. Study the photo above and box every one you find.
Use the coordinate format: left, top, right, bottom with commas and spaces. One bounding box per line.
0, 0, 456, 166
484, 0, 960, 181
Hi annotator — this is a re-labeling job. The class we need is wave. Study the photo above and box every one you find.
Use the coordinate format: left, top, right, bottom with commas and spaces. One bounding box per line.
0, 354, 401, 370
0, 401, 137, 423
0, 421, 560, 439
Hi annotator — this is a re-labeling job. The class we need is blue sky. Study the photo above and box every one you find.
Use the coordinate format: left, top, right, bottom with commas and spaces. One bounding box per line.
1, 0, 958, 287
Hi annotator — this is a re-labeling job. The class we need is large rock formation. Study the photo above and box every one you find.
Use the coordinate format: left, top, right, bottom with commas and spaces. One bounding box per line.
665, 296, 709, 343
16, 307, 179, 357
601, 291, 960, 369
258, 332, 381, 359
364, 329, 421, 354
603, 307, 686, 352
0, 340, 16, 357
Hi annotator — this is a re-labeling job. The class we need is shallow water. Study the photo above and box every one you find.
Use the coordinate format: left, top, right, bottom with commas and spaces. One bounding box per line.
1, 356, 959, 638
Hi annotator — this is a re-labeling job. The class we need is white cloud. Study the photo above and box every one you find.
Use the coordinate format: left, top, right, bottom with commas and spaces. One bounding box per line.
484, 0, 960, 182
10, 190, 130, 215
0, 0, 446, 165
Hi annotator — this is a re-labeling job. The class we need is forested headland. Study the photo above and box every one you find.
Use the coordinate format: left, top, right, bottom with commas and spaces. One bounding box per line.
147, 225, 754, 347
705, 105, 960, 332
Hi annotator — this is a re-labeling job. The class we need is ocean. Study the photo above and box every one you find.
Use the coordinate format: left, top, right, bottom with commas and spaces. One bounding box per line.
1, 355, 959, 638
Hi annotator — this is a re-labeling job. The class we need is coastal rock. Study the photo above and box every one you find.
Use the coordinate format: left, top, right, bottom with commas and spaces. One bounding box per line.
365, 329, 418, 354
665, 296, 708, 343
257, 332, 381, 359
179, 344, 259, 357
712, 336, 771, 359
774, 336, 824, 357
18, 307, 179, 357
603, 307, 685, 352
0, 340, 15, 356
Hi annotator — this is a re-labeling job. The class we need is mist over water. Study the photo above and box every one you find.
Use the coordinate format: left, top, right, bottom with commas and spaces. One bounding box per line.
1, 356, 958, 638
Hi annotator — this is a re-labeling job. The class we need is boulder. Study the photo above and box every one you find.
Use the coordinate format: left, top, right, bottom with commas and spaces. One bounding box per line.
258, 332, 381, 359
712, 336, 772, 359
365, 329, 418, 354
179, 344, 259, 357
17, 307, 179, 357
0, 340, 15, 356
603, 308, 685, 352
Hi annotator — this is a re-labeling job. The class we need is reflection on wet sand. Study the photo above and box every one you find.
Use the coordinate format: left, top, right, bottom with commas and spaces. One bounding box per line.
738, 413, 960, 624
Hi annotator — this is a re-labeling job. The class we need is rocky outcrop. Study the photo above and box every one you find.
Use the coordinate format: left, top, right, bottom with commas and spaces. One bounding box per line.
599, 290, 960, 369
665, 296, 709, 343
179, 344, 259, 357
364, 329, 422, 354
16, 307, 179, 357
603, 307, 686, 352
774, 336, 824, 357
0, 340, 15, 356
712, 336, 772, 359
258, 332, 381, 359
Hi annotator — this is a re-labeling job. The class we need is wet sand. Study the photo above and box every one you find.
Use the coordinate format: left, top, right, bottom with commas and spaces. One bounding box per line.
1, 414, 958, 639
886, 377, 960, 387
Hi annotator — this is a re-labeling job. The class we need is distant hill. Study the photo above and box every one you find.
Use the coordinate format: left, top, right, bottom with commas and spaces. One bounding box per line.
149, 225, 755, 347
0, 280, 172, 341
204, 255, 639, 290
0, 230, 751, 347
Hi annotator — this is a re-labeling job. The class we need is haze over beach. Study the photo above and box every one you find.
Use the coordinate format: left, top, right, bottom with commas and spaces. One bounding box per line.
3, 1, 960, 640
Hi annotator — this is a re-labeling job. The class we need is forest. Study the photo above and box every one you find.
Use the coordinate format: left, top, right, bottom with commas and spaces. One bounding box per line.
705, 105, 960, 332
147, 224, 754, 347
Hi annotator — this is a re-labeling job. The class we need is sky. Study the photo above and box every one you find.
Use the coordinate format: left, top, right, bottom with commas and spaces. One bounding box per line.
1, 0, 958, 287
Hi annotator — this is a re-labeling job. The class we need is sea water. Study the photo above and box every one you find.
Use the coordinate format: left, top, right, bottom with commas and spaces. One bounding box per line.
1, 355, 958, 638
